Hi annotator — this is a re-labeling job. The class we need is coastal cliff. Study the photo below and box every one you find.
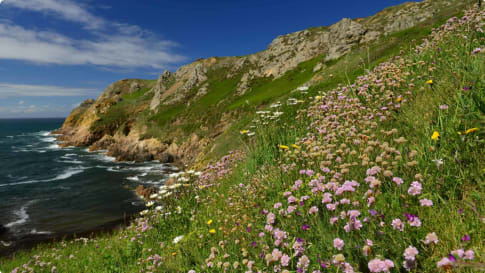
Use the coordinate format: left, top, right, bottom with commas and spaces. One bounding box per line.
56, 0, 473, 166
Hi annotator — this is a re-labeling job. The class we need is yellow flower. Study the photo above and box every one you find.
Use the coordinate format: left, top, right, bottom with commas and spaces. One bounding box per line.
464, 128, 479, 135
291, 144, 300, 149
431, 131, 440, 140
315, 96, 322, 100
240, 130, 249, 134
279, 145, 289, 150
209, 229, 216, 234
207, 219, 213, 225
172, 252, 177, 256
426, 80, 433, 84
395, 96, 403, 103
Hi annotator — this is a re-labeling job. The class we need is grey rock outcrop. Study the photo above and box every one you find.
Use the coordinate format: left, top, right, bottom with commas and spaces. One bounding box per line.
150, 70, 175, 110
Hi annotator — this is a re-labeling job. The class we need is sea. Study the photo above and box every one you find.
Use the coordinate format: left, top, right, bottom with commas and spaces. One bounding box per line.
0, 118, 174, 255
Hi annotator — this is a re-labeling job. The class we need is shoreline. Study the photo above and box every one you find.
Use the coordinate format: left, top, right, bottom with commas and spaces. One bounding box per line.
0, 214, 136, 258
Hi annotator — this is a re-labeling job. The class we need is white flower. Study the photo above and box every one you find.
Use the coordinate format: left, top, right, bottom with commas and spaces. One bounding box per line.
140, 210, 149, 216
297, 86, 309, 91
173, 235, 184, 244
176, 206, 182, 214
155, 206, 163, 211
146, 201, 155, 207
247, 132, 255, 137
194, 171, 202, 176
432, 159, 444, 168
149, 194, 159, 199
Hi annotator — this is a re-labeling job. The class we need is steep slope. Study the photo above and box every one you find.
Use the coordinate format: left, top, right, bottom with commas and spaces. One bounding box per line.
57, 0, 474, 166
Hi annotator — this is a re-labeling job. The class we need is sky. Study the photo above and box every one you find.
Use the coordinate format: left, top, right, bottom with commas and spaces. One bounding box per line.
0, 0, 414, 118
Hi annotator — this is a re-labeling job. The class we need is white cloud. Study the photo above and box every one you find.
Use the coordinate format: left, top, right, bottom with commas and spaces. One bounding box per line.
0, 82, 98, 98
0, 0, 186, 69
18, 100, 24, 105
4, 0, 104, 29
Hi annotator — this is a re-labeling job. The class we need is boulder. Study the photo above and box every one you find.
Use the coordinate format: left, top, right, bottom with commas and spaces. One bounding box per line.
136, 185, 156, 199
0, 224, 7, 236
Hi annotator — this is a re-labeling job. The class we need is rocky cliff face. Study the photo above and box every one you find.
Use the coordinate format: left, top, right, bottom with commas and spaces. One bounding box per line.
57, 0, 472, 166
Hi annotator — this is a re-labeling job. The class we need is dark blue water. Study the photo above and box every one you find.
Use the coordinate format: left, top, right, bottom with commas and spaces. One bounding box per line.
0, 118, 174, 252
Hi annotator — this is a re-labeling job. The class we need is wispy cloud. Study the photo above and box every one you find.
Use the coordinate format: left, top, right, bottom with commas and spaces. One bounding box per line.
0, 82, 98, 98
4, 0, 104, 29
1, 0, 186, 69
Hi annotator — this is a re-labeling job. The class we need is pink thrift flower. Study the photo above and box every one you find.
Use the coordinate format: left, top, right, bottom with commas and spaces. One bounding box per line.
464, 250, 474, 260
407, 181, 422, 196
333, 238, 344, 250
281, 254, 290, 267
423, 232, 439, 245
419, 199, 433, 207
391, 218, 405, 231
437, 257, 453, 268
392, 177, 403, 186
309, 206, 319, 215
404, 246, 419, 260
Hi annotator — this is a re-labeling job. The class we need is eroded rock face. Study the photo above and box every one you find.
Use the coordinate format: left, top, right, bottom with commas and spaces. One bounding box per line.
150, 70, 175, 110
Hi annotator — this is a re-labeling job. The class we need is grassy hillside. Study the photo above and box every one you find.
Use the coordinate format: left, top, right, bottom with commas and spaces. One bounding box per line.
2, 5, 484, 273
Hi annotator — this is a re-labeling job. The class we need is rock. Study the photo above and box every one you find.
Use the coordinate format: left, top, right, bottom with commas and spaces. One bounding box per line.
136, 185, 156, 199
313, 63, 323, 72
158, 152, 175, 163
129, 82, 141, 93
150, 70, 174, 110
0, 224, 7, 236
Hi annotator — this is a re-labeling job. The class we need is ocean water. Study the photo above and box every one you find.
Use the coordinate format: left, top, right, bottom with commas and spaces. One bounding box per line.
0, 118, 174, 254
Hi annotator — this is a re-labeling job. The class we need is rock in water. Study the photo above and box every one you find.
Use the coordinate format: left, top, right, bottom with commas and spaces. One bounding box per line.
0, 224, 7, 236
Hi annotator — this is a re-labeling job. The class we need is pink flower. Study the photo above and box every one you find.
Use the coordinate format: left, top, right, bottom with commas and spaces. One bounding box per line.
407, 181, 422, 196
274, 202, 282, 209
309, 206, 319, 215
267, 213, 276, 225
322, 193, 332, 203
333, 238, 344, 250
272, 248, 283, 261
391, 218, 404, 231
437, 257, 453, 268
330, 217, 339, 225
368, 258, 394, 272
419, 199, 433, 207
423, 232, 439, 245
281, 254, 290, 267
464, 250, 474, 260
404, 246, 419, 260
439, 104, 449, 110
326, 203, 337, 211
392, 177, 404, 186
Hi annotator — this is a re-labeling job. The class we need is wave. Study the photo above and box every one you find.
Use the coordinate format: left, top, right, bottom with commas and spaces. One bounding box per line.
5, 201, 35, 228
47, 143, 60, 150
0, 167, 87, 187
126, 176, 140, 181
30, 229, 53, 235
41, 137, 56, 143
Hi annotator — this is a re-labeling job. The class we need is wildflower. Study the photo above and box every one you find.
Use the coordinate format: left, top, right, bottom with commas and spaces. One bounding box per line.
308, 206, 319, 215
431, 131, 440, 140
368, 258, 394, 272
279, 145, 290, 150
464, 128, 479, 135
423, 232, 439, 245
209, 229, 216, 234
439, 104, 449, 110
407, 181, 422, 196
426, 80, 433, 85
464, 250, 474, 260
437, 257, 453, 269
419, 199, 433, 207
291, 144, 300, 149
146, 201, 154, 207
281, 254, 290, 267
392, 177, 404, 186
432, 159, 444, 168
461, 234, 470, 241
207, 219, 213, 225
391, 218, 405, 231
472, 48, 481, 54
240, 130, 249, 134
173, 235, 184, 244
172, 252, 177, 256
404, 246, 419, 260
333, 238, 344, 250
302, 224, 310, 230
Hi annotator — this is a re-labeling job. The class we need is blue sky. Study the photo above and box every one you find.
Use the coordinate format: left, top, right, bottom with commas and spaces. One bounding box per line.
0, 0, 413, 118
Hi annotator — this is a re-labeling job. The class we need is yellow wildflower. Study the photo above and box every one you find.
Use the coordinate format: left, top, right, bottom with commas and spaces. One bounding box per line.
431, 131, 440, 140
426, 80, 433, 84
291, 144, 300, 149
209, 229, 216, 234
279, 145, 289, 150
315, 96, 322, 100
465, 128, 479, 135
240, 130, 249, 134
395, 96, 403, 103
172, 252, 177, 256
207, 219, 213, 225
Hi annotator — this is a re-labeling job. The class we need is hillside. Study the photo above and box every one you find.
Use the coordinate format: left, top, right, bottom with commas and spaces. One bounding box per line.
56, 0, 475, 167
1, 1, 484, 273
